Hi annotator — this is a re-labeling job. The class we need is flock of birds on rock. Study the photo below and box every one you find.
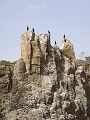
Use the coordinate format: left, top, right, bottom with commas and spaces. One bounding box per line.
26, 26, 66, 45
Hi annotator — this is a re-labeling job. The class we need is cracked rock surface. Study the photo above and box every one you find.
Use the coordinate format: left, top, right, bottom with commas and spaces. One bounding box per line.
0, 31, 90, 120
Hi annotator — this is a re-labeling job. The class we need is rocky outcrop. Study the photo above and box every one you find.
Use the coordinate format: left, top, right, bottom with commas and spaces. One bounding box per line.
60, 38, 76, 63
0, 65, 13, 120
0, 30, 90, 120
0, 66, 12, 94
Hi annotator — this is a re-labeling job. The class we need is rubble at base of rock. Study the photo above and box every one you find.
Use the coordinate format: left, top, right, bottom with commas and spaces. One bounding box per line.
0, 30, 90, 120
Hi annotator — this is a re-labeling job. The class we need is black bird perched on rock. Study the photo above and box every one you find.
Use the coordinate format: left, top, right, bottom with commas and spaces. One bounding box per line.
27, 26, 29, 31
32, 28, 34, 33
63, 34, 65, 38
55, 41, 57, 45
48, 30, 51, 35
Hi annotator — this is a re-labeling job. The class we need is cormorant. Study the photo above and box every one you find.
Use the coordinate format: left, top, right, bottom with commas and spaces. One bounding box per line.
32, 28, 34, 33
55, 41, 57, 45
27, 26, 29, 31
63, 34, 65, 38
48, 30, 50, 35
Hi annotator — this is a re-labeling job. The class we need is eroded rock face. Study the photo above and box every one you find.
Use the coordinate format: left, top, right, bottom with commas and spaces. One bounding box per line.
0, 30, 90, 120
0, 66, 12, 94
0, 65, 13, 120
60, 38, 76, 63
20, 30, 35, 73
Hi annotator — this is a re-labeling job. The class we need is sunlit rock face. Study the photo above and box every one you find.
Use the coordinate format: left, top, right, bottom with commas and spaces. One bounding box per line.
0, 30, 90, 120
20, 30, 35, 73
60, 38, 76, 64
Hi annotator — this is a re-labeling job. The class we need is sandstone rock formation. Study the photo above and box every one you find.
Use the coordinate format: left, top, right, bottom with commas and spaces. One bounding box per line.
0, 65, 13, 120
60, 38, 76, 63
0, 66, 12, 94
0, 30, 90, 120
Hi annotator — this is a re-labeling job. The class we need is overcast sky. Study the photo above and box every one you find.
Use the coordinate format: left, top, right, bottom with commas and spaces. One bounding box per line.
0, 0, 90, 61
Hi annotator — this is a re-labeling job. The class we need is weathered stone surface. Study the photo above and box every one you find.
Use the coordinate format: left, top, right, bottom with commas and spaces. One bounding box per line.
21, 30, 35, 73
0, 30, 90, 120
0, 66, 12, 94
60, 38, 76, 63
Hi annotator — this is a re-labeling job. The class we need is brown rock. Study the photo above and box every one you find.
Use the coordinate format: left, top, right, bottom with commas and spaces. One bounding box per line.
60, 38, 76, 63
1, 30, 90, 120
0, 66, 12, 94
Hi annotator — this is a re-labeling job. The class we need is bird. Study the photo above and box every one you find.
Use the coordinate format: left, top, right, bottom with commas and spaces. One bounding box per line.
27, 26, 29, 31
63, 34, 65, 38
32, 28, 34, 33
55, 41, 57, 45
48, 30, 51, 35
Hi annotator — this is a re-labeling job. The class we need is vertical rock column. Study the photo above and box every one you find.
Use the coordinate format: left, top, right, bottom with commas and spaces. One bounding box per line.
21, 31, 35, 73
30, 36, 41, 84
11, 58, 26, 110
60, 38, 76, 64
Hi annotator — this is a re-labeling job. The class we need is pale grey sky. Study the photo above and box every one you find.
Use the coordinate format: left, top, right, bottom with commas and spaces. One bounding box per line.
0, 0, 90, 61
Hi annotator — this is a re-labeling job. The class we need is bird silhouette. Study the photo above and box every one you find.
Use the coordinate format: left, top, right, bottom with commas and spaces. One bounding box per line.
63, 34, 65, 38
48, 30, 50, 35
27, 26, 29, 31
32, 28, 34, 33
55, 41, 57, 45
